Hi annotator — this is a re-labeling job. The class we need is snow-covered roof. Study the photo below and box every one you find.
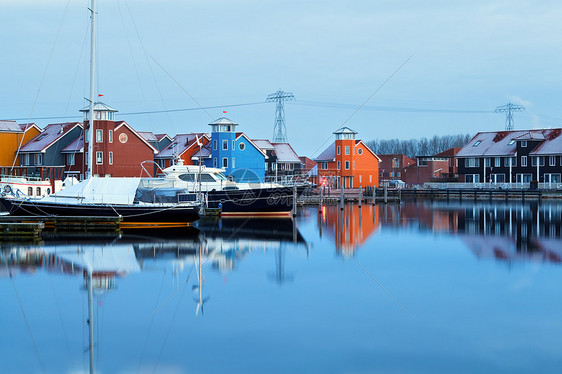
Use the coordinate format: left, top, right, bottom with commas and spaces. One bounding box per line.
456, 129, 562, 157
61, 134, 84, 153
253, 139, 274, 150
209, 117, 238, 126
191, 147, 211, 160
315, 142, 336, 162
79, 101, 118, 113
0, 120, 23, 132
272, 143, 300, 163
20, 122, 81, 153
333, 126, 358, 135
156, 133, 208, 159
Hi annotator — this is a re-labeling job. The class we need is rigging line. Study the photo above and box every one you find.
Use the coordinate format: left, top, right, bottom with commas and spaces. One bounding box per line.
117, 1, 154, 133
64, 13, 90, 116
310, 54, 414, 158
124, 0, 177, 137
6, 101, 265, 121
152, 270, 189, 374
294, 100, 493, 114
11, 0, 72, 174
348, 255, 414, 319
48, 275, 76, 366
137, 270, 169, 374
149, 55, 216, 121
342, 54, 414, 127
151, 267, 195, 316
10, 273, 47, 373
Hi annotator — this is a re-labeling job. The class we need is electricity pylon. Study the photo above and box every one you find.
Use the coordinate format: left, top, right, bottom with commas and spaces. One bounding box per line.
494, 102, 525, 131
266, 90, 295, 143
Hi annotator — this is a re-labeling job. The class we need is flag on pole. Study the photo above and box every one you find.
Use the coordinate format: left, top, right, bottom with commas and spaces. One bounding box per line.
223, 111, 227, 114
98, 94, 104, 97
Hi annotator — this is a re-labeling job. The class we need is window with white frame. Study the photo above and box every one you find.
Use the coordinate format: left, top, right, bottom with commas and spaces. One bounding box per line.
345, 161, 350, 170
521, 140, 527, 147
521, 156, 527, 167
96, 129, 103, 143
35, 154, 43, 166
222, 157, 228, 168
321, 162, 328, 170
108, 130, 113, 143
232, 157, 235, 168
109, 151, 113, 165
337, 146, 340, 155
337, 161, 341, 170
213, 158, 217, 167
96, 151, 103, 164
222, 140, 228, 150
352, 161, 355, 170
465, 158, 479, 168
345, 146, 350, 155
531, 156, 545, 167
550, 156, 556, 166
495, 157, 501, 167
67, 153, 75, 166
213, 140, 217, 150
484, 158, 491, 167
465, 174, 480, 183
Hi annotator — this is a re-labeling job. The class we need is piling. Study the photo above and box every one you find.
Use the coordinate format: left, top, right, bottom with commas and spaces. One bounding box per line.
292, 185, 297, 217
384, 185, 388, 204
358, 185, 362, 207
340, 187, 344, 210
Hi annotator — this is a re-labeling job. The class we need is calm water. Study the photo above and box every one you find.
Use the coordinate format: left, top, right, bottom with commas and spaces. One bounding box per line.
1, 201, 562, 374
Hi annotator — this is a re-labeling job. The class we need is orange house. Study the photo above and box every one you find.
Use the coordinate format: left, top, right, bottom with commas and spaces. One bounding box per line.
154, 133, 210, 172
0, 120, 41, 169
315, 127, 380, 188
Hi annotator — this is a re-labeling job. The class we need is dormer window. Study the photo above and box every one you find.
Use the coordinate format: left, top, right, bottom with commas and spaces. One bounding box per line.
473, 140, 482, 147
35, 134, 47, 141
521, 140, 527, 147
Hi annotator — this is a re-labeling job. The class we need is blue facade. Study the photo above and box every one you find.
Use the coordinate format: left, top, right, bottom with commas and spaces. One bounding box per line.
205, 117, 265, 182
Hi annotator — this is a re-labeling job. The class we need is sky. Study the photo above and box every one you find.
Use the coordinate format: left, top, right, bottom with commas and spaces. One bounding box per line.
2, 0, 562, 157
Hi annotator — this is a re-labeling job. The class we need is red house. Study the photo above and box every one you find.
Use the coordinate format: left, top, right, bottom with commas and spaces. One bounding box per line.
75, 102, 159, 178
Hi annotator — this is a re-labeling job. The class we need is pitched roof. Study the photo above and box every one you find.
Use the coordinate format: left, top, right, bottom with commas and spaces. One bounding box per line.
456, 129, 562, 157
272, 143, 301, 163
0, 120, 24, 132
191, 147, 211, 160
333, 126, 358, 135
156, 133, 209, 159
114, 121, 158, 154
79, 101, 118, 113
315, 142, 336, 162
61, 134, 84, 153
209, 117, 238, 126
253, 139, 274, 150
20, 122, 82, 153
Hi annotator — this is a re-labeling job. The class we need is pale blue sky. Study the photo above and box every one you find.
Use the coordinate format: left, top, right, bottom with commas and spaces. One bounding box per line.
2, 0, 562, 156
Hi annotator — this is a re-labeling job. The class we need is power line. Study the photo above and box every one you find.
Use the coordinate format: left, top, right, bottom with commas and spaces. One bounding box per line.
294, 100, 493, 114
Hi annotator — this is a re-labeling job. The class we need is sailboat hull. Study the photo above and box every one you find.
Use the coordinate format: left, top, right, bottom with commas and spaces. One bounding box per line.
0, 198, 201, 223
205, 185, 308, 216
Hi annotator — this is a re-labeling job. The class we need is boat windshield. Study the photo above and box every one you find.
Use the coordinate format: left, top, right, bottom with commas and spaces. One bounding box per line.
214, 172, 228, 181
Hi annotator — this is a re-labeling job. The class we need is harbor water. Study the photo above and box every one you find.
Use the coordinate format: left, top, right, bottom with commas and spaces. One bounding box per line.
1, 200, 562, 373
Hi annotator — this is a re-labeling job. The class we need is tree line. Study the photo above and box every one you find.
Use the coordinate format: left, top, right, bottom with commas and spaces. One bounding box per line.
366, 134, 472, 159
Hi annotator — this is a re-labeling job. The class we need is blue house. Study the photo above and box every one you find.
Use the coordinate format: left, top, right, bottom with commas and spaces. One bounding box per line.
206, 117, 265, 182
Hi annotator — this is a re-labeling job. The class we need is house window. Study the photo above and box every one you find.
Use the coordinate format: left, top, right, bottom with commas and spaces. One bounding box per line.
545, 173, 561, 183
359, 175, 362, 183
108, 130, 113, 143
35, 154, 43, 166
465, 158, 479, 168
516, 173, 533, 183
392, 158, 400, 168
232, 157, 235, 168
337, 146, 341, 155
550, 156, 556, 166
466, 174, 480, 183
222, 157, 228, 168
337, 161, 341, 170
521, 156, 527, 167
369, 175, 372, 183
521, 140, 527, 147
222, 140, 228, 150
508, 139, 515, 145
21, 154, 29, 165
484, 158, 491, 167
473, 140, 482, 147
321, 162, 328, 170
96, 129, 103, 143
96, 151, 103, 164
109, 151, 113, 165
495, 157, 501, 167
232, 140, 235, 150
213, 158, 217, 167
239, 143, 245, 151
345, 146, 350, 155
213, 140, 217, 150
358, 148, 363, 155
345, 161, 350, 170
531, 156, 545, 167
67, 153, 75, 166
352, 161, 355, 170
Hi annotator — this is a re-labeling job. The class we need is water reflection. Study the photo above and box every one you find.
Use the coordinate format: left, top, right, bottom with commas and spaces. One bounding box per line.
316, 201, 562, 264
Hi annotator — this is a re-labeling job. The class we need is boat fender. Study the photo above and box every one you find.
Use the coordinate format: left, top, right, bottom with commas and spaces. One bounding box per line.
3, 185, 11, 193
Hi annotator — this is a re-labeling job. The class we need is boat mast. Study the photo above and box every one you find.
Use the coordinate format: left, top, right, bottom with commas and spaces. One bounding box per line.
87, 0, 96, 180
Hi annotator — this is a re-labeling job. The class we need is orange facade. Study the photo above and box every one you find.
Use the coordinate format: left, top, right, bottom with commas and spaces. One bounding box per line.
0, 125, 41, 167
318, 139, 380, 188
